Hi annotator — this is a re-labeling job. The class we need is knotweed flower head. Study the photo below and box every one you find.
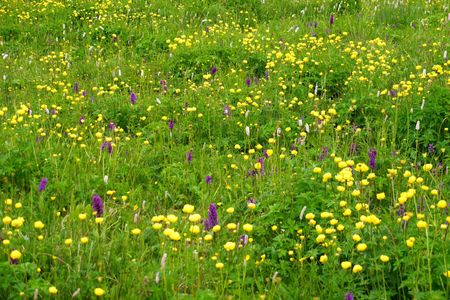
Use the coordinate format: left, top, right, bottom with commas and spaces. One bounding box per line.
38, 178, 48, 192
92, 194, 104, 217
224, 105, 231, 117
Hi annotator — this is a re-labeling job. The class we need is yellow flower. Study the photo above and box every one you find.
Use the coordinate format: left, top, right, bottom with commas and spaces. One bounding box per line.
34, 221, 45, 229
376, 192, 386, 200
182, 204, 195, 214
266, 149, 274, 157
305, 213, 315, 220
48, 286, 58, 295
437, 200, 447, 209
64, 239, 73, 246
319, 255, 328, 264
152, 223, 162, 230
380, 255, 390, 263
80, 237, 89, 244
2, 216, 12, 225
224, 242, 236, 251
443, 270, 450, 278
341, 261, 352, 270
350, 234, 360, 242
271, 225, 278, 231
78, 213, 87, 221
226, 207, 235, 214
352, 264, 363, 273
10, 250, 22, 260
189, 225, 200, 234
254, 162, 262, 170
247, 202, 256, 209
313, 167, 322, 174
169, 231, 181, 241
94, 288, 105, 296
215, 262, 224, 270
131, 228, 141, 235
204, 234, 213, 241
95, 217, 104, 224
227, 223, 237, 230
416, 220, 427, 229
212, 225, 221, 232
243, 224, 253, 232
188, 214, 201, 223
422, 164, 433, 171
166, 214, 178, 223
356, 243, 368, 252
406, 237, 415, 248
315, 234, 326, 243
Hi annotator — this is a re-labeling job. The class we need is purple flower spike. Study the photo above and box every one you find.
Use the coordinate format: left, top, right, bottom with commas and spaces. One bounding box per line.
109, 122, 116, 132
330, 14, 335, 26
130, 92, 137, 105
211, 66, 217, 76
169, 120, 174, 131
344, 292, 353, 300
240, 234, 249, 247
186, 150, 193, 163
369, 149, 377, 170
74, 82, 79, 94
101, 141, 113, 154
245, 77, 251, 87
204, 203, 218, 230
92, 194, 104, 217
205, 175, 212, 185
38, 178, 48, 192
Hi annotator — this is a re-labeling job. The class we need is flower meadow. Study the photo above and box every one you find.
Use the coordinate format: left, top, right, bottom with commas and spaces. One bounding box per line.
0, 0, 449, 299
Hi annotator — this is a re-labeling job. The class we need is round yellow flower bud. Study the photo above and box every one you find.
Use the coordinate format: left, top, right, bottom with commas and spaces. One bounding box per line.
94, 288, 105, 296
341, 261, 352, 270
379, 255, 390, 263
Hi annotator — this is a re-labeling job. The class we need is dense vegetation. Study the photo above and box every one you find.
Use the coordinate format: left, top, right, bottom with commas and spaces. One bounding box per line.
0, 0, 449, 299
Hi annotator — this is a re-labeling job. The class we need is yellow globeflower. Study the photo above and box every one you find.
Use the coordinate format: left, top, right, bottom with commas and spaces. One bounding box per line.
188, 214, 201, 223
169, 231, 181, 241
152, 223, 162, 230
64, 239, 73, 246
34, 221, 45, 229
319, 255, 328, 264
215, 262, 224, 270
78, 213, 87, 221
189, 225, 200, 234
227, 223, 237, 230
416, 220, 427, 229
224, 242, 236, 251
423, 164, 433, 171
48, 286, 58, 295
2, 216, 12, 225
341, 261, 352, 270
356, 243, 367, 252
376, 192, 386, 200
10, 250, 22, 260
94, 288, 105, 296
80, 237, 89, 244
182, 204, 195, 214
212, 225, 221, 232
437, 200, 447, 209
131, 228, 141, 235
204, 234, 213, 241
243, 224, 253, 232
380, 255, 390, 263
352, 264, 363, 273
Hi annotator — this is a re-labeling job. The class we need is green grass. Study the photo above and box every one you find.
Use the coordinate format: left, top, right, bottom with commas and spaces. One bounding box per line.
0, 0, 449, 299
